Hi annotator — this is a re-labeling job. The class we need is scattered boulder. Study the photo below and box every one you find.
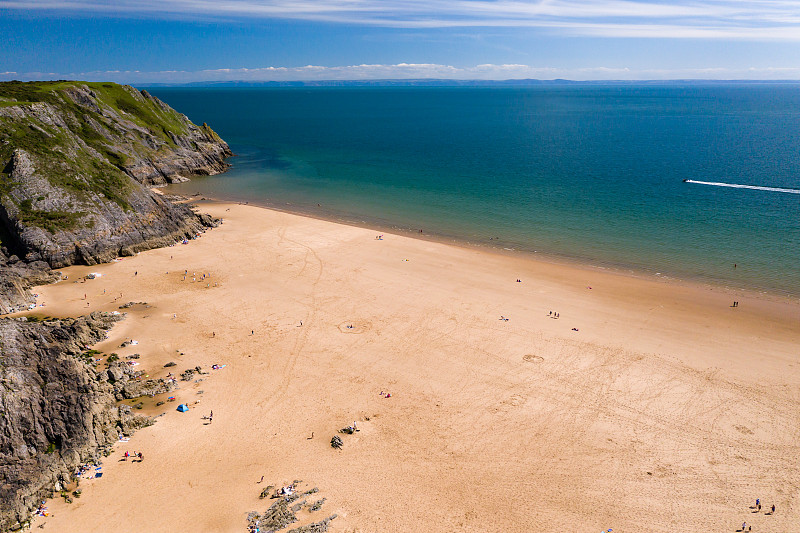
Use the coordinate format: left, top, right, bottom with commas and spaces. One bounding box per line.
309, 498, 326, 512
118, 301, 147, 309
287, 515, 337, 533
0, 313, 151, 529
249, 482, 333, 533
254, 499, 297, 532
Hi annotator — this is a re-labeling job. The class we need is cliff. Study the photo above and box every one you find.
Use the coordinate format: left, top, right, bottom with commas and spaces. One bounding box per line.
0, 81, 232, 529
0, 313, 154, 530
0, 81, 232, 269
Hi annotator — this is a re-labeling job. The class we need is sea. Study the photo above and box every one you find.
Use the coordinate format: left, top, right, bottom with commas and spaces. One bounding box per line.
147, 85, 800, 298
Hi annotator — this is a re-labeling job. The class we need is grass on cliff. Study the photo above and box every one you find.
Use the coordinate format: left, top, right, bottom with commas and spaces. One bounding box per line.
0, 80, 212, 232
0, 117, 134, 211
17, 199, 83, 233
0, 100, 34, 108
0, 80, 192, 152
83, 82, 191, 146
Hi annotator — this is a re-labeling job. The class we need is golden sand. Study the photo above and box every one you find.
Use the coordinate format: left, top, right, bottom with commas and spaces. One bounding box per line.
31, 202, 800, 532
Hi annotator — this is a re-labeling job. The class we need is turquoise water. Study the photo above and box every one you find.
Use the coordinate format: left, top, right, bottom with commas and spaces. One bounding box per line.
149, 86, 800, 297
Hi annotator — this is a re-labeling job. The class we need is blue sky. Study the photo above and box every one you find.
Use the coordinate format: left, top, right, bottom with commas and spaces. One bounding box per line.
2, 1, 800, 83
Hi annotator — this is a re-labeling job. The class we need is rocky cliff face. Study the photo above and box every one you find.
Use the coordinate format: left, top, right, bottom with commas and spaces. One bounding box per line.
0, 247, 59, 315
0, 81, 232, 268
0, 313, 152, 530
0, 81, 232, 529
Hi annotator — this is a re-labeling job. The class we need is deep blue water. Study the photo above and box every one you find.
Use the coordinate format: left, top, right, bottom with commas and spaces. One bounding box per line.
148, 86, 800, 297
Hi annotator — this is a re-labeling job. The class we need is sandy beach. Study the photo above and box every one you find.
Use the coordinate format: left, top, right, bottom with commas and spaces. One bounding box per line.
28, 201, 800, 532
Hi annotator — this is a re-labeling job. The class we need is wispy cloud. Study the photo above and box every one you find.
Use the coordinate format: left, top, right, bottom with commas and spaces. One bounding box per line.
2, 0, 800, 40
3, 63, 800, 83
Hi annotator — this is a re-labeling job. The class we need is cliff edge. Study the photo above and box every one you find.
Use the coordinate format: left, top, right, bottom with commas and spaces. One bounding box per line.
0, 81, 232, 528
0, 81, 232, 272
0, 313, 154, 530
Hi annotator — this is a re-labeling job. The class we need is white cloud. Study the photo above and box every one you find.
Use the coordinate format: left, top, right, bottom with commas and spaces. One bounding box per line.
2, 0, 800, 40
2, 63, 800, 83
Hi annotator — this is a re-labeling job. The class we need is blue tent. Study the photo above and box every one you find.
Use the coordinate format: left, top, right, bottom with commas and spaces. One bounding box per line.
176, 404, 189, 412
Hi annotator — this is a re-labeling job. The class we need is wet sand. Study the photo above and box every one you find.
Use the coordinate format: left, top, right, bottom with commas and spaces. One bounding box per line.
32, 202, 800, 532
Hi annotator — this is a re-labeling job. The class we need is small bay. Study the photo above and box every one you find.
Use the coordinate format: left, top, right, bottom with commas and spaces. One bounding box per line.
150, 85, 800, 297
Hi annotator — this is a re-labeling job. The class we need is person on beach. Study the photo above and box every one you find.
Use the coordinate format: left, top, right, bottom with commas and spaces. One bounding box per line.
771, 504, 775, 514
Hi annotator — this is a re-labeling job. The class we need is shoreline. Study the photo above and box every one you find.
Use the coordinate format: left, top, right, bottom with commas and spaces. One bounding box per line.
26, 201, 800, 532
185, 194, 799, 307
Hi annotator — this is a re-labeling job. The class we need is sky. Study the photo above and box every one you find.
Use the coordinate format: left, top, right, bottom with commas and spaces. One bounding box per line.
2, 1, 800, 83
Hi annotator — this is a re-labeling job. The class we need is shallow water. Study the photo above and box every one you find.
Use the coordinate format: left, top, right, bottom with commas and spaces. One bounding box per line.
149, 85, 800, 297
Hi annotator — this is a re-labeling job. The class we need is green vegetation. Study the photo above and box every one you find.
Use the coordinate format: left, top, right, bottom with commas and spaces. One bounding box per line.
81, 81, 190, 145
0, 101, 33, 108
0, 171, 15, 199
0, 81, 64, 104
21, 315, 54, 323
79, 349, 102, 361
17, 199, 83, 233
0, 80, 214, 232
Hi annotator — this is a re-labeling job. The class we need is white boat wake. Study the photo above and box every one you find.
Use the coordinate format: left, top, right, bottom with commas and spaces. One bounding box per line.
684, 179, 800, 194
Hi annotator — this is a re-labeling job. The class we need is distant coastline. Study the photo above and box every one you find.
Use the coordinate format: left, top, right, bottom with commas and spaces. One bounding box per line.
139, 78, 800, 88
154, 85, 800, 300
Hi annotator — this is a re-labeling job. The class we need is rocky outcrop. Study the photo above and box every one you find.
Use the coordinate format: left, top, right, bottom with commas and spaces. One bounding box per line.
0, 313, 152, 530
0, 81, 232, 529
0, 81, 231, 268
0, 246, 59, 314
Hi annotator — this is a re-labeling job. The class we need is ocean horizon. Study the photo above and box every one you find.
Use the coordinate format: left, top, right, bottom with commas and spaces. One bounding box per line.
149, 85, 800, 297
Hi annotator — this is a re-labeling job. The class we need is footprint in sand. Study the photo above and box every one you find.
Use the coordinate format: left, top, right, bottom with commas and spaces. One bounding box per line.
490, 394, 527, 412
506, 394, 526, 407
523, 354, 544, 363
